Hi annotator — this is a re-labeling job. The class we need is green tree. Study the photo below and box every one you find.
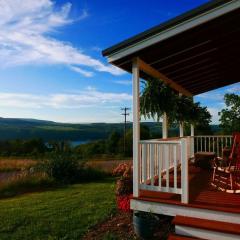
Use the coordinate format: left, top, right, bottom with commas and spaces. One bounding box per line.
118, 125, 151, 157
107, 131, 121, 154
219, 93, 240, 133
189, 103, 212, 134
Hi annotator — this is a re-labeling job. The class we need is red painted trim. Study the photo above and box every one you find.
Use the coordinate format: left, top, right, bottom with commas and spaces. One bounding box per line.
173, 215, 240, 235
168, 234, 200, 240
133, 193, 240, 214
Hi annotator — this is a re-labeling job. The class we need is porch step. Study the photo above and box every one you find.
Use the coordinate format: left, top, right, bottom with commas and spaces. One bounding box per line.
168, 233, 201, 240
173, 215, 240, 240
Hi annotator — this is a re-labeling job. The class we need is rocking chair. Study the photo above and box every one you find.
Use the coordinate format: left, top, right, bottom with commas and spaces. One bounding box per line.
212, 133, 240, 193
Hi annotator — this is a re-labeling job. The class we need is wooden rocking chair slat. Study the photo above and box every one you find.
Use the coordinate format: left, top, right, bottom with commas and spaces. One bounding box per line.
212, 132, 240, 193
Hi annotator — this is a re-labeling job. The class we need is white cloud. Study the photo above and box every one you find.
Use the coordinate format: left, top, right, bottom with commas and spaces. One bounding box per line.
69, 66, 94, 77
0, 88, 132, 109
0, 0, 123, 76
226, 83, 240, 93
196, 92, 224, 101
208, 107, 220, 124
115, 80, 132, 85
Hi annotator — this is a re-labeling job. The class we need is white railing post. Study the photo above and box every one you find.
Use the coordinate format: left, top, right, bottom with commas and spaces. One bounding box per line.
162, 112, 168, 139
132, 58, 140, 197
181, 138, 189, 204
179, 122, 184, 137
190, 124, 194, 137
190, 124, 194, 157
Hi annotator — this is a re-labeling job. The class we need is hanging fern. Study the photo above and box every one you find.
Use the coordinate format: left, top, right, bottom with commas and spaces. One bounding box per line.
140, 77, 211, 126
140, 77, 177, 122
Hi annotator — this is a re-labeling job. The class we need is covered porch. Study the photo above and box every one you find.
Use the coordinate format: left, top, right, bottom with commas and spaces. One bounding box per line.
103, 0, 240, 226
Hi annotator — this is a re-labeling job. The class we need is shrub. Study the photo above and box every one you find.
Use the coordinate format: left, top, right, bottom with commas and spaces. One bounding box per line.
113, 163, 133, 196
41, 153, 108, 184
113, 163, 133, 212
76, 166, 108, 182
42, 153, 80, 184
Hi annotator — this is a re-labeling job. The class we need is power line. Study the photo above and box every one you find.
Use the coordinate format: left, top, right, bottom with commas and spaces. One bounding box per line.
121, 107, 130, 154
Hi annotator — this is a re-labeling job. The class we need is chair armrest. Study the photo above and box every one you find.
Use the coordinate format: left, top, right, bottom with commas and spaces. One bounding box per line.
214, 156, 228, 168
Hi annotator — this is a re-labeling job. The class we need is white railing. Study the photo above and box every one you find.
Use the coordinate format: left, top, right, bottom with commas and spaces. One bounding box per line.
194, 135, 232, 157
139, 138, 188, 203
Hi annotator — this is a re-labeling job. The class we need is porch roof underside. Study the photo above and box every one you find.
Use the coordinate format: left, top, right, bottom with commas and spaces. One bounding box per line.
103, 0, 240, 96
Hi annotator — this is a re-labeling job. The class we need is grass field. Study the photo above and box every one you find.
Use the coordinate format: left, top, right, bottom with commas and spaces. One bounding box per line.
0, 158, 36, 172
0, 179, 115, 240
87, 159, 132, 173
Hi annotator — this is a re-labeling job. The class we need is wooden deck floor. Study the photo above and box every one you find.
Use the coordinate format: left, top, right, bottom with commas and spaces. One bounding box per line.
135, 166, 240, 214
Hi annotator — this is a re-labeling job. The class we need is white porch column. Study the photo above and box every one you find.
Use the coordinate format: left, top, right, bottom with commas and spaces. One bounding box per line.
132, 58, 140, 197
162, 112, 168, 139
190, 124, 195, 157
179, 93, 184, 138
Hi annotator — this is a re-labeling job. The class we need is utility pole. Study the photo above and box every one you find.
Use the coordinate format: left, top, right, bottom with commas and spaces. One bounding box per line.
121, 107, 130, 154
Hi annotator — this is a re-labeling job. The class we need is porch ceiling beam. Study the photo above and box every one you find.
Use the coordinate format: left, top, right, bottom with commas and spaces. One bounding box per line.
173, 70, 220, 85
168, 62, 219, 79
192, 79, 238, 95
155, 48, 217, 71
162, 58, 212, 76
136, 58, 192, 97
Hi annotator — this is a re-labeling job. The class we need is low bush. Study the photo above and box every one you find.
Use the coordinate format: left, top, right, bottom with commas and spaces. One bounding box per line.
41, 153, 108, 184
41, 153, 80, 183
76, 166, 108, 182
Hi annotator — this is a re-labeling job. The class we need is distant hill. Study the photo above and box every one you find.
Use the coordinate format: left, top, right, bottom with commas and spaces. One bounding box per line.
0, 117, 220, 141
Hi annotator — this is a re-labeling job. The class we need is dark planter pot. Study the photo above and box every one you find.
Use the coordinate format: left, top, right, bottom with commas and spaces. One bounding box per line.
133, 211, 159, 239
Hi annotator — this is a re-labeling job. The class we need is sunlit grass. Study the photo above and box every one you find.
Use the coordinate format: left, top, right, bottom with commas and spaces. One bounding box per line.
0, 180, 115, 240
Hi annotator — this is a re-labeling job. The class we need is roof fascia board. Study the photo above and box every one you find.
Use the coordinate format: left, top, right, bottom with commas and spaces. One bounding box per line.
107, 0, 240, 63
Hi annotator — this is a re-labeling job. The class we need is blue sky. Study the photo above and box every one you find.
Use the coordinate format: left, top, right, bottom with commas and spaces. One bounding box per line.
0, 0, 239, 123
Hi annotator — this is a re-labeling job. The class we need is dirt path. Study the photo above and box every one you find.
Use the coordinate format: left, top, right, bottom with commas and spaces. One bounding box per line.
83, 211, 173, 240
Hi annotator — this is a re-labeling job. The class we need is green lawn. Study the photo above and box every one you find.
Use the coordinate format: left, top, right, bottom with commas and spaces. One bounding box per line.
0, 179, 115, 240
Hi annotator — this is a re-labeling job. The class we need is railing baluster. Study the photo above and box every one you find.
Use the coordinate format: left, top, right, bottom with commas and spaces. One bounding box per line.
173, 145, 177, 190
164, 145, 169, 190
150, 144, 154, 186
200, 137, 202, 152
204, 137, 206, 152
147, 144, 149, 180
142, 143, 147, 184
181, 138, 188, 204
196, 137, 198, 152
158, 144, 162, 189
213, 137, 215, 153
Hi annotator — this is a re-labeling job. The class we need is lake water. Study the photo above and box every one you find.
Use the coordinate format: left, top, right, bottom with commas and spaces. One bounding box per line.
70, 140, 90, 147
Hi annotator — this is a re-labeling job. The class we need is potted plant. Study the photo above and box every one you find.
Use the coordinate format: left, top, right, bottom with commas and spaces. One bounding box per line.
133, 211, 159, 239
